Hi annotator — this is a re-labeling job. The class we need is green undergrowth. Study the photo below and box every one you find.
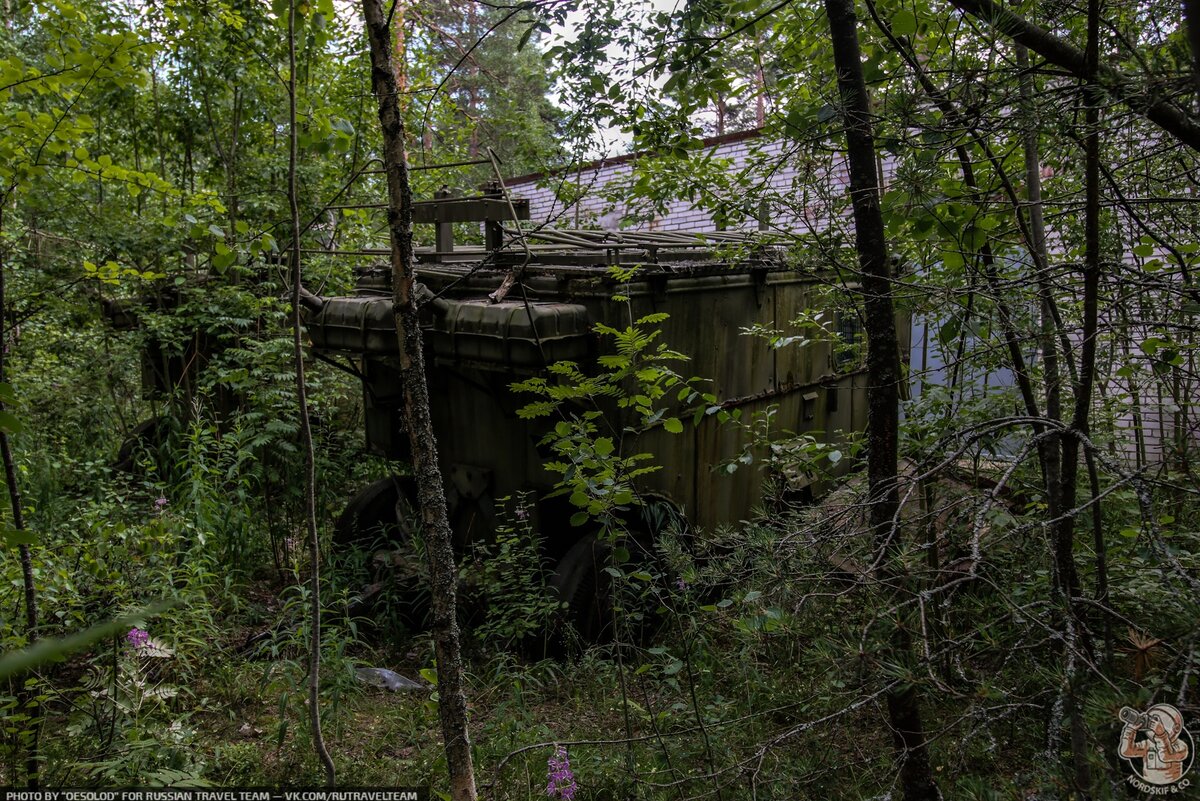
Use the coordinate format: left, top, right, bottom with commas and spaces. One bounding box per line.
7, 491, 1184, 798
1, 312, 1195, 798
3, 496, 1195, 798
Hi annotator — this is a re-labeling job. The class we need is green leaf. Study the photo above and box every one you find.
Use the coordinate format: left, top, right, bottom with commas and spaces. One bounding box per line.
663, 417, 683, 434
891, 9, 917, 35
1, 523, 36, 548
517, 22, 537, 51
213, 250, 236, 272
0, 383, 16, 406
0, 601, 176, 681
0, 410, 22, 434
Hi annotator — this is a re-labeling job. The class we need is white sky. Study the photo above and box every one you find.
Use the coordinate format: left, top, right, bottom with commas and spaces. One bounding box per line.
549, 0, 691, 157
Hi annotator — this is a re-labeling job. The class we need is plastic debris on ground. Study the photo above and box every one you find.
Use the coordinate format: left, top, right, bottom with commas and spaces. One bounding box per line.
355, 667, 424, 691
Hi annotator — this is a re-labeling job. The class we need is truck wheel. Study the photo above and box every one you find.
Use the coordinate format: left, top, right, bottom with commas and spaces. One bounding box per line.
549, 533, 614, 645
333, 475, 419, 551
114, 417, 169, 473
334, 476, 430, 630
549, 502, 681, 649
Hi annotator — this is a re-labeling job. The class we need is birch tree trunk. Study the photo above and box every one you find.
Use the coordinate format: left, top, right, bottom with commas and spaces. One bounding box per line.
361, 2, 478, 798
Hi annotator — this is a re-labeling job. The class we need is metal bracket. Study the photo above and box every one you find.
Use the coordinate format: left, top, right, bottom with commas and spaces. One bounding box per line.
449, 463, 491, 501
752, 268, 768, 308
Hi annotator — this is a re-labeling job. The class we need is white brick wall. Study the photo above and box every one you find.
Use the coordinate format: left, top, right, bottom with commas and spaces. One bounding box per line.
505, 132, 865, 235
503, 129, 1198, 467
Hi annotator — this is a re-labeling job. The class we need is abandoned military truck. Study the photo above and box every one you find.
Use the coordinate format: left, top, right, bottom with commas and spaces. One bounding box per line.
301, 191, 884, 640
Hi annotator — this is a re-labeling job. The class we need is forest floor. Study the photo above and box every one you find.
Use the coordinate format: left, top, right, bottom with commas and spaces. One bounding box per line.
0, 430, 1174, 799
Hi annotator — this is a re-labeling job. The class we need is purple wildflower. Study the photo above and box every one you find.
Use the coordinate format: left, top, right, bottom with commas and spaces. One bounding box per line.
126, 627, 150, 650
546, 745, 577, 800
154, 496, 168, 512
675, 577, 688, 592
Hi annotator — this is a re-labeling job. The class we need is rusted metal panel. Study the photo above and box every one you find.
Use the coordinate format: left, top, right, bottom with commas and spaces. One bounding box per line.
425, 365, 563, 544
659, 276, 774, 400
305, 236, 891, 547
772, 278, 824, 387
307, 297, 396, 354
692, 403, 762, 527
626, 424, 699, 522
430, 299, 591, 369
309, 296, 593, 369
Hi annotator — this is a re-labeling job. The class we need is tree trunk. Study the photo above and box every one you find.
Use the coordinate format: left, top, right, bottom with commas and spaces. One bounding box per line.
822, 1, 937, 799
0, 205, 39, 789
1049, 0, 1102, 792
288, 0, 336, 785
1182, 0, 1200, 99
361, 2, 478, 799
947, 0, 1200, 152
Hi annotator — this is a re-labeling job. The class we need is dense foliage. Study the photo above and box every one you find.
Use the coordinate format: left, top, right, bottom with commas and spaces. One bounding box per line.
0, 0, 1197, 797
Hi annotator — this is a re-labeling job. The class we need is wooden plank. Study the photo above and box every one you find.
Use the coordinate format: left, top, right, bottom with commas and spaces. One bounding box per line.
411, 198, 530, 224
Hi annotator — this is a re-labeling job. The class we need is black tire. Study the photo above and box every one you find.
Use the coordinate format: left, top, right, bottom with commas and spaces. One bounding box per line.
549, 500, 684, 649
333, 475, 419, 551
334, 476, 429, 630
113, 417, 169, 474
549, 533, 614, 646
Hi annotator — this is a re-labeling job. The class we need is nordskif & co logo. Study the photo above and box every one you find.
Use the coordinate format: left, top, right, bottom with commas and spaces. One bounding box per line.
1118, 703, 1193, 794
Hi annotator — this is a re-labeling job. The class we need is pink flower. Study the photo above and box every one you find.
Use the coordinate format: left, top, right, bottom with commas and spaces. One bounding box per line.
126, 627, 150, 650
546, 745, 577, 800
